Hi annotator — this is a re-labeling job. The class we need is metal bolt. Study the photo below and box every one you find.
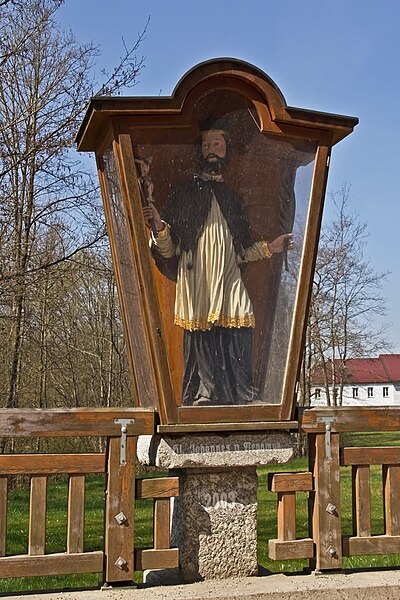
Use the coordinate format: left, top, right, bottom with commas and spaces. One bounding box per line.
115, 556, 128, 570
114, 511, 128, 525
327, 545, 337, 557
326, 502, 337, 515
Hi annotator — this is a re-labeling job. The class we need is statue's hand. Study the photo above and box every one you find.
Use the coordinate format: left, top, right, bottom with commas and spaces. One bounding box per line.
143, 202, 164, 232
268, 233, 293, 253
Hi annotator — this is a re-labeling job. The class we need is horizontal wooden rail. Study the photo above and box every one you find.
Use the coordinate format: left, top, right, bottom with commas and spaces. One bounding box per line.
268, 472, 313, 493
0, 551, 104, 578
341, 447, 400, 466
136, 477, 180, 499
0, 454, 106, 475
135, 548, 179, 570
0, 408, 155, 437
343, 535, 400, 556
269, 539, 314, 560
300, 407, 400, 433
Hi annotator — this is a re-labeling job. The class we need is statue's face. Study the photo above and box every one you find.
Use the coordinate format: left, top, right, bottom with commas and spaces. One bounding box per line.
201, 132, 227, 163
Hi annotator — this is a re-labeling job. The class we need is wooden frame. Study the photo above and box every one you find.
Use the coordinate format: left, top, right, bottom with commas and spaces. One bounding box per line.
76, 59, 357, 429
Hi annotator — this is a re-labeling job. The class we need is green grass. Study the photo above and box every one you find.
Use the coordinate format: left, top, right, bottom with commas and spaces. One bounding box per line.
2, 432, 400, 593
341, 430, 400, 447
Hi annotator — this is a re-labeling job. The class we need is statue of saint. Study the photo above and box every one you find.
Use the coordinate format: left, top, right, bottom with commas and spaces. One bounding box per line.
144, 118, 292, 406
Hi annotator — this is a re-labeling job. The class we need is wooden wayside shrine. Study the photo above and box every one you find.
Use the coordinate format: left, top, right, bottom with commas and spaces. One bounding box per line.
76, 58, 358, 430
5, 57, 400, 592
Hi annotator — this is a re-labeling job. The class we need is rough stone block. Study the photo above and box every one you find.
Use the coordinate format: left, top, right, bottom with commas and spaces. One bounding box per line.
137, 432, 294, 469
171, 467, 258, 582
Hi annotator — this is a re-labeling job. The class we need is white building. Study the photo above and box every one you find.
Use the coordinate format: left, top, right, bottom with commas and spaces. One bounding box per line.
310, 354, 400, 406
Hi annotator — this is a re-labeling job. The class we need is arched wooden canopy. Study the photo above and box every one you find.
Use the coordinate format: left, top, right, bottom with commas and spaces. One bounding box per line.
77, 58, 358, 152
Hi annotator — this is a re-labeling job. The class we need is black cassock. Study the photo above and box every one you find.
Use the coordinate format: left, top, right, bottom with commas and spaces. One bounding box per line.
152, 174, 260, 406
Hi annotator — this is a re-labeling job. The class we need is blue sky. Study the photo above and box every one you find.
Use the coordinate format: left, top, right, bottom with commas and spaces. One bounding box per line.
58, 0, 400, 351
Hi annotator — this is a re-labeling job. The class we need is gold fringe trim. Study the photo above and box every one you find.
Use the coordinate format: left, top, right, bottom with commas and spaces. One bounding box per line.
262, 241, 272, 258
174, 313, 255, 331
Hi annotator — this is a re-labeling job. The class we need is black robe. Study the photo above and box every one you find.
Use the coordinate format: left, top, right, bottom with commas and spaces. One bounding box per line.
152, 175, 258, 406
152, 175, 254, 280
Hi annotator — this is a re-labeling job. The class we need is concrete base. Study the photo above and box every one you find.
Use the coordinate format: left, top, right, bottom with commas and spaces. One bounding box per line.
137, 432, 294, 584
13, 571, 400, 600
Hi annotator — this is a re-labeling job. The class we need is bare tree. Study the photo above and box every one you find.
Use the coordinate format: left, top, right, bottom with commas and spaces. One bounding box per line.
301, 183, 390, 406
0, 0, 145, 421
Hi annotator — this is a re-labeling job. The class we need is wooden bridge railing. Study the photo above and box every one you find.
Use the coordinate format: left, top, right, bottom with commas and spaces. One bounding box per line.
268, 407, 400, 571
0, 408, 179, 585
341, 446, 400, 557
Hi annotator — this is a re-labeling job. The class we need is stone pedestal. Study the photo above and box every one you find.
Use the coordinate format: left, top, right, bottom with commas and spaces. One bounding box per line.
137, 432, 293, 584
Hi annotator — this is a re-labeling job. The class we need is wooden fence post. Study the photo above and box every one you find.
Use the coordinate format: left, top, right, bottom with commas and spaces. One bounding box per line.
0, 477, 7, 557
309, 432, 342, 571
104, 436, 136, 584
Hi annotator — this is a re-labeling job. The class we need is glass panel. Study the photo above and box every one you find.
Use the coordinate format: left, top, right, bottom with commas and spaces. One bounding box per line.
132, 89, 316, 407
102, 147, 157, 407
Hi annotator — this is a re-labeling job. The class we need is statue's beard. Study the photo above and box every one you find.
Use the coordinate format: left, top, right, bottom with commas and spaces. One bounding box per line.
200, 154, 226, 174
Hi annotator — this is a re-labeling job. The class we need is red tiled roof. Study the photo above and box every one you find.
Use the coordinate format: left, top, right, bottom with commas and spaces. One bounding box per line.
312, 354, 400, 385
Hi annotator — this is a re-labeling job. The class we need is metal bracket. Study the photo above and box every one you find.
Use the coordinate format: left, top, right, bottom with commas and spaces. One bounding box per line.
319, 416, 336, 460
114, 418, 135, 465
326, 545, 337, 557
115, 511, 128, 525
115, 556, 128, 570
326, 502, 337, 515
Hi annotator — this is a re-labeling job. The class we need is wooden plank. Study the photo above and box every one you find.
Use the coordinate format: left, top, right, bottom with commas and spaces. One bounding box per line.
0, 408, 155, 437
301, 407, 400, 433
352, 465, 371, 537
0, 551, 103, 579
310, 432, 342, 570
154, 498, 171, 549
268, 538, 314, 560
343, 535, 400, 557
105, 135, 162, 414
383, 465, 400, 536
117, 133, 177, 424
0, 454, 105, 475
342, 447, 400, 466
0, 477, 7, 557
67, 475, 85, 554
28, 476, 47, 556
268, 472, 313, 493
158, 421, 299, 433
136, 477, 179, 499
105, 436, 136, 583
134, 548, 179, 571
177, 404, 281, 424
277, 492, 296, 541
280, 145, 331, 421
307, 433, 317, 571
